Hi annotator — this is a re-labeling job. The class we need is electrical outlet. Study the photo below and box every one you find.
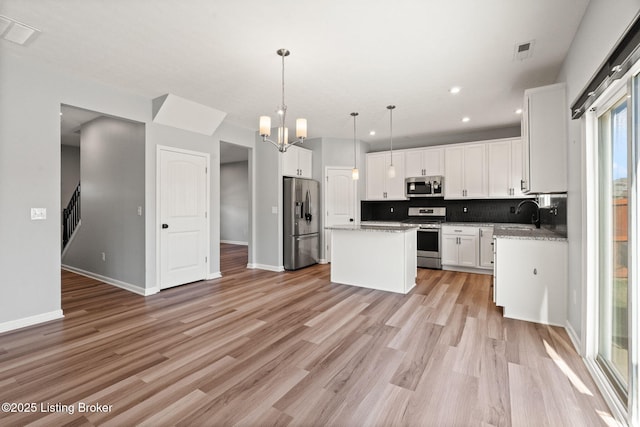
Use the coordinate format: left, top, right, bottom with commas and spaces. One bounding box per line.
101, 252, 106, 262
463, 207, 468, 213
137, 206, 143, 216
390, 207, 394, 213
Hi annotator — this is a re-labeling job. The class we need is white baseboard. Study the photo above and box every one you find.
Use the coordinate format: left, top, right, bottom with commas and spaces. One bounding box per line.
206, 272, 222, 280
318, 259, 328, 264
0, 309, 64, 334
565, 320, 582, 355
246, 263, 284, 272
220, 240, 248, 246
62, 265, 156, 296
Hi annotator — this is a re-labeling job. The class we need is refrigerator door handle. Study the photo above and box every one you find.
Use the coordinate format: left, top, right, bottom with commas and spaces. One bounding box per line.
304, 189, 312, 222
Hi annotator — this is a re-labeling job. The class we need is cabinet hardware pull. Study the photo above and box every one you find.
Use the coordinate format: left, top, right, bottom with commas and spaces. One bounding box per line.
533, 268, 537, 275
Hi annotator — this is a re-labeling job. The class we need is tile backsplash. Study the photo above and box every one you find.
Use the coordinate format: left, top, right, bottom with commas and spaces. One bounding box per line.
361, 198, 540, 224
538, 194, 567, 236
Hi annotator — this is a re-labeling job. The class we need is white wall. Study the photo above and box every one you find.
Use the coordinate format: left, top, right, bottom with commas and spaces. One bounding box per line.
0, 50, 254, 329
62, 117, 146, 288
556, 0, 639, 343
220, 161, 249, 244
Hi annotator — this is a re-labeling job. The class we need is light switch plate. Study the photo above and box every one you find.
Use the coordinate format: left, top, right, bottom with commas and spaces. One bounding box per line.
31, 207, 46, 220
271, 206, 278, 214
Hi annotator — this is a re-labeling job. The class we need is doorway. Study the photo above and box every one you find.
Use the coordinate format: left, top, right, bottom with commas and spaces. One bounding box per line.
219, 141, 251, 274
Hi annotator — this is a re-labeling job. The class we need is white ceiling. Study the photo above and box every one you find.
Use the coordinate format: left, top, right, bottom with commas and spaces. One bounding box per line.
3, 1, 589, 150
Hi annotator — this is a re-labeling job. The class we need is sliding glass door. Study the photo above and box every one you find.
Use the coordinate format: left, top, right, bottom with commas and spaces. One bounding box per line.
597, 95, 630, 401
591, 66, 638, 424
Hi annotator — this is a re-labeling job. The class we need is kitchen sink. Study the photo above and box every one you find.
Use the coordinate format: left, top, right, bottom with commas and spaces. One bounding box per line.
497, 225, 535, 231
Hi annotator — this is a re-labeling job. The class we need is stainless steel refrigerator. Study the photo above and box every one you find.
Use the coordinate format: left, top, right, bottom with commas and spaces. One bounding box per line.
283, 177, 320, 270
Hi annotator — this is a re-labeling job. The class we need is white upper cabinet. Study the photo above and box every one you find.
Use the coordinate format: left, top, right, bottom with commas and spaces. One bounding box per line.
366, 151, 405, 200
487, 139, 528, 198
444, 143, 487, 199
404, 147, 444, 177
282, 145, 313, 178
522, 83, 567, 193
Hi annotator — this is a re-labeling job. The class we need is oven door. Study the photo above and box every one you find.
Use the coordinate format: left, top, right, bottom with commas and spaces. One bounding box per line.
416, 228, 440, 257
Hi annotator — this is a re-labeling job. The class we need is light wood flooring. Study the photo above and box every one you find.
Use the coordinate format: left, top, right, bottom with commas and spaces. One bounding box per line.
0, 243, 616, 426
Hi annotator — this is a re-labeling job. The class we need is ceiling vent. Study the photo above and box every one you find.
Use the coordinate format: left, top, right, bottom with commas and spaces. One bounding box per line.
514, 40, 535, 61
0, 15, 40, 46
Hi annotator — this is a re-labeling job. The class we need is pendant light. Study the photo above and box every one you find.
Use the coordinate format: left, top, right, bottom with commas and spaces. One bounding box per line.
259, 49, 307, 152
350, 112, 359, 180
387, 105, 396, 178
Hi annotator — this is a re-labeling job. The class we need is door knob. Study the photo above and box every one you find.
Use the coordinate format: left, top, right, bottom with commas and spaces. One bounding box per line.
162, 224, 169, 229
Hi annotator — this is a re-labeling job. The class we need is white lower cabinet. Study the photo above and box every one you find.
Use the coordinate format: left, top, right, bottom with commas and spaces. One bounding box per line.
494, 238, 567, 326
441, 226, 478, 268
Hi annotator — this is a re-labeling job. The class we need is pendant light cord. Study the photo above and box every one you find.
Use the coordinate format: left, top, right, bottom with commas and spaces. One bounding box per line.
280, 52, 287, 133
388, 105, 395, 165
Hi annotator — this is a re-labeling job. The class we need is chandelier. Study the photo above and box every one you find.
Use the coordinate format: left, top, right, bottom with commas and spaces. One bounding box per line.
259, 49, 307, 152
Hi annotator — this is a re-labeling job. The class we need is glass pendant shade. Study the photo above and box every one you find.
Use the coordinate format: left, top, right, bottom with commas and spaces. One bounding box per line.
387, 163, 396, 178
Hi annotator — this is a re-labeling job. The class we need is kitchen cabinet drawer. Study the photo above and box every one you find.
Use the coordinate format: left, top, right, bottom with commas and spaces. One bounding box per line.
441, 225, 478, 236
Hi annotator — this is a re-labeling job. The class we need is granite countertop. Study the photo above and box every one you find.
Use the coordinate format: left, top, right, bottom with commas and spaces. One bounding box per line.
492, 224, 567, 241
359, 220, 567, 240
326, 224, 419, 233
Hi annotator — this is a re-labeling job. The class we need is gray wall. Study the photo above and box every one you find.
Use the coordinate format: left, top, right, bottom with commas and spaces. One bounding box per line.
253, 134, 282, 268
556, 0, 639, 343
220, 161, 249, 244
62, 117, 146, 288
0, 49, 255, 328
61, 145, 80, 209
367, 125, 521, 152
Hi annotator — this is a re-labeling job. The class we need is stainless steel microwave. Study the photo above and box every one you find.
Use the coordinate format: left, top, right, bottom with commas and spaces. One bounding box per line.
405, 176, 444, 198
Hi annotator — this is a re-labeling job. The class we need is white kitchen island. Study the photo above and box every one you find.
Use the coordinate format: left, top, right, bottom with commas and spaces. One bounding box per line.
326, 224, 418, 294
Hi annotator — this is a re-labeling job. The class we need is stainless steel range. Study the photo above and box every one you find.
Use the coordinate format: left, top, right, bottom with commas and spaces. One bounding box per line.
404, 207, 446, 269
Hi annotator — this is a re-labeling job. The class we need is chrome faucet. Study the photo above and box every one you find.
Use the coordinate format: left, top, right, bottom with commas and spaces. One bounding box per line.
515, 199, 541, 228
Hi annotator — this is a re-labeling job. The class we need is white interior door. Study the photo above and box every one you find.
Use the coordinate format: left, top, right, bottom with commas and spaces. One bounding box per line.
159, 147, 209, 289
325, 168, 355, 262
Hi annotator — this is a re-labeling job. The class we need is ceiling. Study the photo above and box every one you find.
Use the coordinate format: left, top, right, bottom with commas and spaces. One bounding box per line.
2, 1, 589, 150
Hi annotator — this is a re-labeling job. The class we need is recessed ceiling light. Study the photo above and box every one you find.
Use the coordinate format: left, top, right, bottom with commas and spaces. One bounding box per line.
461, 117, 470, 123
369, 130, 376, 136
449, 86, 461, 94
515, 108, 523, 114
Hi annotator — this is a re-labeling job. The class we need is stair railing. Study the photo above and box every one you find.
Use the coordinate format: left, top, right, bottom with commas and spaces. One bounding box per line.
62, 183, 80, 248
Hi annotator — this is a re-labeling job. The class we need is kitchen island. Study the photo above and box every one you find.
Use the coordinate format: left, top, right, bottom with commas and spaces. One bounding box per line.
326, 224, 418, 294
